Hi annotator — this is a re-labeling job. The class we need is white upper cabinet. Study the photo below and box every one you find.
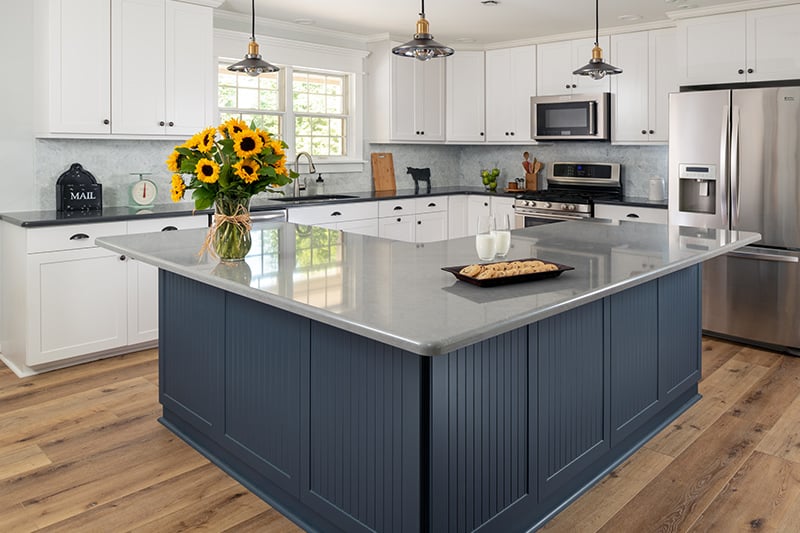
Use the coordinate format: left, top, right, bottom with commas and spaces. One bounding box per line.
537, 37, 611, 96
611, 28, 677, 143
390, 56, 445, 141
37, 0, 214, 136
677, 5, 800, 85
485, 45, 536, 142
41, 0, 111, 134
446, 51, 486, 142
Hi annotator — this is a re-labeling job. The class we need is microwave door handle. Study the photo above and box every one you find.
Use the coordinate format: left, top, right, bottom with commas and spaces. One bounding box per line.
730, 105, 741, 229
588, 101, 597, 135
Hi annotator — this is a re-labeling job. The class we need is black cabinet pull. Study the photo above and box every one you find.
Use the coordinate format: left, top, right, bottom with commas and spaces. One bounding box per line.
69, 233, 90, 240
331, 211, 342, 216
626, 213, 640, 218
393, 205, 403, 211
161, 226, 178, 231
103, 119, 110, 125
168, 121, 174, 127
427, 202, 436, 207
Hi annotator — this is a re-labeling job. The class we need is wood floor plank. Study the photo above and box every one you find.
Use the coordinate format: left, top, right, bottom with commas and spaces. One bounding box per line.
726, 355, 800, 428
755, 390, 800, 464
700, 337, 743, 379
0, 443, 51, 482
645, 356, 770, 458
732, 345, 784, 369
598, 413, 766, 533
35, 463, 241, 532
541, 447, 673, 532
689, 451, 800, 532
221, 508, 306, 533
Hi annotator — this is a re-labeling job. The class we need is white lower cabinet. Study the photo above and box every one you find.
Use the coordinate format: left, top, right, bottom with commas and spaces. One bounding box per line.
289, 202, 379, 236
467, 196, 491, 235
594, 204, 667, 224
0, 215, 207, 376
379, 214, 415, 241
415, 210, 448, 243
447, 195, 469, 239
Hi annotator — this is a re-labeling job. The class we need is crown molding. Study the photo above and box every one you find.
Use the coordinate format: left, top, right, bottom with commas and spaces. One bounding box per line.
215, 28, 369, 59
666, 0, 800, 20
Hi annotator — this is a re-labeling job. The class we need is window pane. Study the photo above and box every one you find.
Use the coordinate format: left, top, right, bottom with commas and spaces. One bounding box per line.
330, 137, 343, 155
295, 136, 311, 153
294, 92, 309, 112
238, 88, 259, 109
327, 95, 343, 114
260, 90, 279, 110
330, 119, 343, 136
309, 94, 326, 113
238, 75, 259, 89
296, 117, 312, 135
218, 72, 237, 86
218, 86, 236, 108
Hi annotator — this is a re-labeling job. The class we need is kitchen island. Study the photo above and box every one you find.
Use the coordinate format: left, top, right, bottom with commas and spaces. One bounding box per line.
97, 220, 758, 533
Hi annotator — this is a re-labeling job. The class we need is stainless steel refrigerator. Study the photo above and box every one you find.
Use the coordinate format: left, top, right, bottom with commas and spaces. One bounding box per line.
668, 86, 800, 353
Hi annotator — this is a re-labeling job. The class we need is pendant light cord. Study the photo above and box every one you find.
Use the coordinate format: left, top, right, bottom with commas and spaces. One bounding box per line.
251, 0, 256, 41
595, 0, 599, 46
420, 0, 425, 17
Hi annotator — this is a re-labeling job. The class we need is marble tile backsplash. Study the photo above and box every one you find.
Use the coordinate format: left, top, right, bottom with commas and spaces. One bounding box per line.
34, 139, 667, 208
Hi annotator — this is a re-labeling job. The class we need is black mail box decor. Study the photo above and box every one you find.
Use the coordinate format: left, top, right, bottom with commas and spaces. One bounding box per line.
56, 163, 103, 212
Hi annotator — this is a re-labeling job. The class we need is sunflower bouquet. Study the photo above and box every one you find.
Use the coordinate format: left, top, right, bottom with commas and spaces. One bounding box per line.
166, 118, 298, 261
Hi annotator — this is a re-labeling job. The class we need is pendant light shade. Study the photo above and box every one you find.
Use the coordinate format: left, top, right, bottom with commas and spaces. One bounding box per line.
573, 0, 621, 80
392, 0, 454, 61
228, 0, 279, 76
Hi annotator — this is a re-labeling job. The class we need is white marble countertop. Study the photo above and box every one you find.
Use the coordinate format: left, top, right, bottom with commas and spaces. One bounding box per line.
96, 221, 760, 356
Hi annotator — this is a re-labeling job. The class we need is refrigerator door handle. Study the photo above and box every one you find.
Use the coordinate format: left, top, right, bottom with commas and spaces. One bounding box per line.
720, 104, 730, 226
730, 105, 741, 227
728, 250, 800, 263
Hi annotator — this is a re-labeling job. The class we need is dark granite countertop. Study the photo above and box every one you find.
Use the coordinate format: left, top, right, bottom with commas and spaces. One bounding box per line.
0, 186, 500, 228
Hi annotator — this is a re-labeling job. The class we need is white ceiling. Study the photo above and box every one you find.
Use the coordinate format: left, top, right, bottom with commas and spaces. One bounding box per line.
218, 0, 759, 45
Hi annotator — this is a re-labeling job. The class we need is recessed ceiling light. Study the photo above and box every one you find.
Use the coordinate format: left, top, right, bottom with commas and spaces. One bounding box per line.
481, 0, 499, 6
293, 18, 314, 25
618, 14, 642, 21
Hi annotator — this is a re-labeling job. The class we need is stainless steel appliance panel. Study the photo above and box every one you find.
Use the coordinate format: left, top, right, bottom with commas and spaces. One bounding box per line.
703, 248, 800, 349
530, 93, 610, 141
732, 87, 800, 249
668, 90, 731, 230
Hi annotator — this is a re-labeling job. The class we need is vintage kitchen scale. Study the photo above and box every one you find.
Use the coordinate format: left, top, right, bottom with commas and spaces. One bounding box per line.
55, 163, 103, 212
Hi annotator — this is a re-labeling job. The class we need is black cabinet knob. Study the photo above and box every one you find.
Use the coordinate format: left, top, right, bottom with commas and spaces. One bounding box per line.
510, 131, 515, 136
119, 255, 127, 261
159, 121, 165, 126
168, 121, 174, 127
396, 217, 401, 222
505, 132, 509, 136
642, 130, 647, 135
417, 220, 422, 225
480, 132, 484, 136
420, 131, 424, 135
649, 129, 655, 135
572, 84, 577, 88
738, 69, 745, 74
565, 84, 570, 89
747, 68, 754, 74
103, 119, 110, 125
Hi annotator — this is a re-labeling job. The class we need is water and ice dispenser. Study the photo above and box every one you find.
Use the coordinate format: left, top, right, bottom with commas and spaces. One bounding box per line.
678, 164, 717, 215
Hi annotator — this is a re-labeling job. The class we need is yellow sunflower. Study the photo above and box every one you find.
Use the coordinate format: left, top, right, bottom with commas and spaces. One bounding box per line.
232, 130, 264, 159
274, 162, 289, 176
195, 158, 220, 183
182, 133, 201, 150
166, 150, 181, 172
256, 129, 272, 148
196, 127, 217, 153
233, 159, 260, 184
268, 140, 285, 156
170, 174, 186, 202
219, 117, 248, 139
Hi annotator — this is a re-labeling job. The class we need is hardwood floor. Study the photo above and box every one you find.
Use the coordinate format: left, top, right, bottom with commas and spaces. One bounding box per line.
1, 338, 798, 532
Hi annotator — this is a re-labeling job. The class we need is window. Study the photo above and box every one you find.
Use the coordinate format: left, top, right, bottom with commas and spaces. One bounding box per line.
218, 64, 351, 160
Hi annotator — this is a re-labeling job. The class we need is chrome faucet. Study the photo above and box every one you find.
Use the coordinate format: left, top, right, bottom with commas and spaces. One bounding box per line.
293, 151, 316, 196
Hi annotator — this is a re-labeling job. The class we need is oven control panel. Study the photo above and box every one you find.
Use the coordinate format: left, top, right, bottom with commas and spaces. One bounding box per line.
551, 162, 621, 186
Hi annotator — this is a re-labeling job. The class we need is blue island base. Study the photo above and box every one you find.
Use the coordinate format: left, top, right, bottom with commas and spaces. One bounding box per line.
157, 265, 702, 532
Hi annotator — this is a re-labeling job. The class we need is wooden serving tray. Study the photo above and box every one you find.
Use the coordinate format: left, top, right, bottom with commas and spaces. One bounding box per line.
442, 258, 574, 287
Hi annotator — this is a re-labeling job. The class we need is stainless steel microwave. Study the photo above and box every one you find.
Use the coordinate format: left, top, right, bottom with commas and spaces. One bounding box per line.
530, 93, 610, 141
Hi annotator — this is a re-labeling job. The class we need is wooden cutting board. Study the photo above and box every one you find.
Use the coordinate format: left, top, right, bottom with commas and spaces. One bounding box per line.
371, 152, 396, 191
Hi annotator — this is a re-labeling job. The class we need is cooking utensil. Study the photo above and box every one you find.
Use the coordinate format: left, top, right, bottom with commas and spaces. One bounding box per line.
522, 151, 532, 173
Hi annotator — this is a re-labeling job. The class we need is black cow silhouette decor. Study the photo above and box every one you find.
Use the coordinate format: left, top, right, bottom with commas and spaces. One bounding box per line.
406, 167, 431, 193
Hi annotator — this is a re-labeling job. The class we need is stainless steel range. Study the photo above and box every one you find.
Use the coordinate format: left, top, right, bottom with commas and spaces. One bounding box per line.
513, 162, 621, 228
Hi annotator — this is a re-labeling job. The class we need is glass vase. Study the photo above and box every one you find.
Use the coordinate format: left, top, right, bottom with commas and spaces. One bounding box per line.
213, 196, 252, 262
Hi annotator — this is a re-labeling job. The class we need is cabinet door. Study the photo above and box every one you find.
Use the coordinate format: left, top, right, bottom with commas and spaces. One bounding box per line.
446, 51, 485, 142
390, 56, 417, 140
508, 45, 537, 141
127, 258, 158, 344
486, 46, 536, 142
165, 0, 213, 135
47, 0, 111, 134
677, 13, 746, 85
572, 37, 612, 94
378, 215, 415, 242
27, 247, 127, 366
490, 196, 516, 226
746, 5, 800, 83
611, 32, 649, 143
447, 195, 469, 239
418, 60, 446, 141
337, 218, 379, 237
112, 0, 166, 134
415, 211, 448, 243
537, 41, 574, 96
648, 28, 677, 142
467, 196, 491, 236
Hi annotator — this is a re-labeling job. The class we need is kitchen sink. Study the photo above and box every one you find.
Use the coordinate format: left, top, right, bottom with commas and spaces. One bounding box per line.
270, 194, 359, 202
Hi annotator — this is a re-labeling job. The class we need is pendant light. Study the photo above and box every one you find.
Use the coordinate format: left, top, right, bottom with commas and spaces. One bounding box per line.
573, 0, 622, 80
392, 0, 454, 61
228, 0, 279, 76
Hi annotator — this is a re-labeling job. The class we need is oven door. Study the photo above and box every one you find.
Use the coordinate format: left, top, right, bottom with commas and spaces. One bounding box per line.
515, 211, 587, 228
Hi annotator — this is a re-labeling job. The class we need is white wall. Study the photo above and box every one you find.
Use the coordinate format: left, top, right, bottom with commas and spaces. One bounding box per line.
0, 1, 36, 212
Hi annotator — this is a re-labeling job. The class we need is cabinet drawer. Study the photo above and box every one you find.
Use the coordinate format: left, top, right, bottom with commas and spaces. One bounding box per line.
27, 221, 128, 254
127, 215, 207, 235
378, 198, 416, 218
414, 196, 447, 213
594, 204, 667, 224
289, 202, 378, 225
